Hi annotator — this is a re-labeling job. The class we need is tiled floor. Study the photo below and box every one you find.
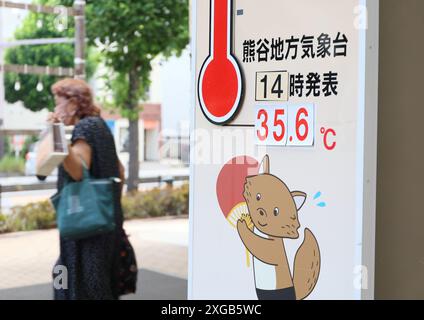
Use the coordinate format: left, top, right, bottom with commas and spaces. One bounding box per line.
0, 216, 189, 299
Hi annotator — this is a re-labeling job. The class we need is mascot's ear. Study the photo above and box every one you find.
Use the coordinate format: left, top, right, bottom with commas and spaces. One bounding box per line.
291, 191, 307, 211
259, 155, 270, 174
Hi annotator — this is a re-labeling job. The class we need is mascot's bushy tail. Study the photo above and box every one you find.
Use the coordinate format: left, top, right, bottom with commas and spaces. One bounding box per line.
293, 228, 321, 300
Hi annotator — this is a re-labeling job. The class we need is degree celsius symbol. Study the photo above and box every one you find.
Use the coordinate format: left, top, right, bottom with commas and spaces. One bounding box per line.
320, 127, 337, 151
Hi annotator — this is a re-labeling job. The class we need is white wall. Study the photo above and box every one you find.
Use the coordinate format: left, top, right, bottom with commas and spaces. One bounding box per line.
113, 118, 145, 167
3, 102, 48, 130
144, 128, 160, 161
1, 4, 30, 41
150, 49, 191, 135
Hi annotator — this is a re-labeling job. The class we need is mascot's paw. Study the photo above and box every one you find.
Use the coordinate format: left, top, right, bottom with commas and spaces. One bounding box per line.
240, 214, 254, 230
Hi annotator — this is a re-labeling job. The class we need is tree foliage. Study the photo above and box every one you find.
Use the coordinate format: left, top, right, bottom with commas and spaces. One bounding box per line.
5, 0, 189, 116
76, 0, 190, 191
4, 0, 190, 191
80, 0, 189, 119
4, 0, 96, 111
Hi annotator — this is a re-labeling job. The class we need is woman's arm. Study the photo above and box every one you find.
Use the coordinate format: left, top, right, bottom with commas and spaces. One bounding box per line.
63, 139, 92, 181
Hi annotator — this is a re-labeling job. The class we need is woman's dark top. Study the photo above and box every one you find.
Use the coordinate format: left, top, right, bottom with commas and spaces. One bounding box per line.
53, 116, 124, 300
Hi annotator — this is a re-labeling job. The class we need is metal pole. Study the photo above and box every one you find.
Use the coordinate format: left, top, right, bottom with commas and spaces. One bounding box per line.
0, 38, 75, 48
74, 0, 85, 80
0, 64, 74, 77
178, 135, 182, 160
0, 6, 5, 158
0, 1, 75, 16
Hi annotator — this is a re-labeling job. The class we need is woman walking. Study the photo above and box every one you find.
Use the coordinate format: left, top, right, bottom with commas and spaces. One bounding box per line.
49, 78, 135, 300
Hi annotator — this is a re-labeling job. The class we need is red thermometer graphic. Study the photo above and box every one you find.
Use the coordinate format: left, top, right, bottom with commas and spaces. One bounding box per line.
198, 0, 243, 125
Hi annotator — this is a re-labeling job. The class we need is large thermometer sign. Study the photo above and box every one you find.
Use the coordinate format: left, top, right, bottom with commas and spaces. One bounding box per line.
198, 0, 243, 125
191, 0, 379, 300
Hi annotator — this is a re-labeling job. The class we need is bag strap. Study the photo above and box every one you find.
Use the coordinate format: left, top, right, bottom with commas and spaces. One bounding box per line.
80, 156, 90, 180
63, 155, 90, 183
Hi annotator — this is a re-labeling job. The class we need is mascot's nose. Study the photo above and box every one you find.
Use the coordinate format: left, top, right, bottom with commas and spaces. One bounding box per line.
259, 208, 267, 217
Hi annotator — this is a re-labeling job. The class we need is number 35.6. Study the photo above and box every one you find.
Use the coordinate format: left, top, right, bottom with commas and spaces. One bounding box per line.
255, 104, 314, 146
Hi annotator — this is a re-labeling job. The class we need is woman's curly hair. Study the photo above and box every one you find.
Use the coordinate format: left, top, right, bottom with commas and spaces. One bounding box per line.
51, 78, 100, 118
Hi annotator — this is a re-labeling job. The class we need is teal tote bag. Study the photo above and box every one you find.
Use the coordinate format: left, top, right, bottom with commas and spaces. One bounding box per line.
51, 160, 118, 240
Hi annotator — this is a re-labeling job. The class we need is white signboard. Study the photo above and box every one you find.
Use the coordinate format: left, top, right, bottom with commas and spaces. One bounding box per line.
189, 0, 379, 300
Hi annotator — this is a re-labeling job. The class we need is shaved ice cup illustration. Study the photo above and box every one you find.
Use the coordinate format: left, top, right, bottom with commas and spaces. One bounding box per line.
216, 156, 259, 266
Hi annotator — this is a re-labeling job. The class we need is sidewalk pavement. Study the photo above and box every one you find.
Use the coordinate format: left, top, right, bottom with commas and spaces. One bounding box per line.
0, 216, 189, 300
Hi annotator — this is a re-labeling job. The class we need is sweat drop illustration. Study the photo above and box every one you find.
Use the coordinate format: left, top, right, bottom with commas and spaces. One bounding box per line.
237, 155, 321, 300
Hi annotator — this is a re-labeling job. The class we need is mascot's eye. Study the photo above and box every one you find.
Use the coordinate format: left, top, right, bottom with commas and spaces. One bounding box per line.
273, 207, 279, 216
256, 193, 261, 201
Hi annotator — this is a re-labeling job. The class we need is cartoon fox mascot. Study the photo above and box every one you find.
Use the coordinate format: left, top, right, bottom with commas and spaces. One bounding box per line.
237, 155, 320, 300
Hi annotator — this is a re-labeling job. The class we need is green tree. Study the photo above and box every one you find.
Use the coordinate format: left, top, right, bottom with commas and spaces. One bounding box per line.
4, 1, 72, 111
70, 0, 189, 191
6, 0, 189, 191
4, 0, 96, 111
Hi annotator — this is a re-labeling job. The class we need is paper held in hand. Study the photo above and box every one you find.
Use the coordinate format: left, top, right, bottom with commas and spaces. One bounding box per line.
36, 123, 69, 176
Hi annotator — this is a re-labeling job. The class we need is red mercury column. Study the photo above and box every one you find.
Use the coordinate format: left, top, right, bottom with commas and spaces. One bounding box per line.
198, 0, 243, 125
